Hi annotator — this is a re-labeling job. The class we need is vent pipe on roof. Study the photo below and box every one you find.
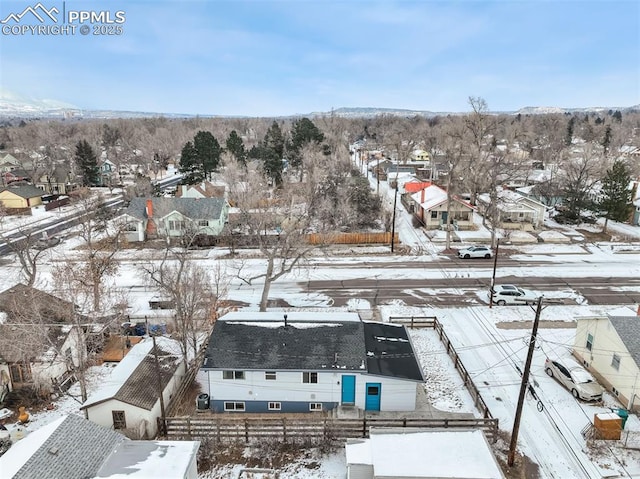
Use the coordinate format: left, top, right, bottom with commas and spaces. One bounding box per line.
284, 314, 288, 327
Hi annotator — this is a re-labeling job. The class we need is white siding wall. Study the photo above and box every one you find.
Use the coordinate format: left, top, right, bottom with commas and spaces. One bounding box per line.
207, 370, 418, 411
31, 328, 84, 394
574, 318, 640, 411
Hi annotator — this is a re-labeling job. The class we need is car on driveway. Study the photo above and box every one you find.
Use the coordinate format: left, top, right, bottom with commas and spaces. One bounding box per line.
458, 245, 493, 259
491, 284, 538, 305
544, 357, 603, 401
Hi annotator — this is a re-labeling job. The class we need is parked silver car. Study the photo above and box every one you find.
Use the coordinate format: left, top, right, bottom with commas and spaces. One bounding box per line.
458, 245, 493, 259
544, 357, 603, 401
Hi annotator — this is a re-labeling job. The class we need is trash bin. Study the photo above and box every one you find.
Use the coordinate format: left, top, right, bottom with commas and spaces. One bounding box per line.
196, 393, 209, 410
616, 409, 629, 429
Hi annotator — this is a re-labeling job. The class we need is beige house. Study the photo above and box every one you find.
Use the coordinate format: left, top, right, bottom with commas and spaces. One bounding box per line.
477, 187, 546, 230
410, 184, 475, 230
0, 184, 44, 208
573, 314, 640, 411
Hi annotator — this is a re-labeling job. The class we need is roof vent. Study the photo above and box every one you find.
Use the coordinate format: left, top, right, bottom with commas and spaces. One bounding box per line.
283, 314, 288, 327
48, 447, 60, 455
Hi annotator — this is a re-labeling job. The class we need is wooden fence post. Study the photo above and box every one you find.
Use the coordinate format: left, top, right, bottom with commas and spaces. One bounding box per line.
187, 416, 192, 440
244, 419, 249, 443
362, 418, 367, 438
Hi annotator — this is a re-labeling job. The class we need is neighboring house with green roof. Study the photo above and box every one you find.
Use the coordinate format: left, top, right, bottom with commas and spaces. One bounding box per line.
573, 312, 640, 411
120, 197, 229, 242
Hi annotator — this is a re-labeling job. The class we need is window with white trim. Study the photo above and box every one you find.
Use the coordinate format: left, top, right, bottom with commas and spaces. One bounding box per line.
611, 354, 621, 371
224, 402, 245, 411
265, 371, 276, 380
303, 372, 318, 383
309, 402, 322, 411
268, 402, 281, 411
586, 333, 593, 351
198, 220, 208, 227
223, 370, 245, 380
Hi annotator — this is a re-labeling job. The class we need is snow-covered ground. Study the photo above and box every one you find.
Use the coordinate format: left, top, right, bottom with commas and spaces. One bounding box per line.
2, 161, 640, 477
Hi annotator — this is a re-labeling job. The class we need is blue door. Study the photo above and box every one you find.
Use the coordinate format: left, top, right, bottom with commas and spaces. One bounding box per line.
365, 383, 381, 411
341, 375, 356, 404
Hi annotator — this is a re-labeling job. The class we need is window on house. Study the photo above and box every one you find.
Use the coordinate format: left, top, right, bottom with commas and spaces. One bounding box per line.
112, 411, 126, 429
586, 333, 593, 351
268, 402, 281, 411
224, 402, 245, 411
611, 354, 621, 371
64, 347, 73, 363
9, 363, 32, 383
123, 222, 137, 232
303, 372, 318, 383
430, 211, 438, 219
198, 220, 208, 227
265, 371, 276, 380
223, 370, 245, 380
168, 220, 185, 231
309, 403, 323, 411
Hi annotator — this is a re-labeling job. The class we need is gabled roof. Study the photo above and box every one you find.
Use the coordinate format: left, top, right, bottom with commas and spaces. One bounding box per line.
176, 181, 226, 198
81, 337, 183, 411
0, 284, 77, 323
608, 316, 640, 366
202, 312, 424, 381
363, 322, 424, 381
0, 184, 45, 199
410, 184, 474, 211
478, 187, 545, 212
124, 197, 227, 221
203, 319, 366, 371
0, 415, 127, 479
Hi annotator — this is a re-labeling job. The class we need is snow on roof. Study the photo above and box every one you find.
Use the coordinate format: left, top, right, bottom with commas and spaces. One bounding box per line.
346, 429, 504, 478
81, 336, 182, 409
93, 440, 199, 479
0, 416, 63, 478
218, 310, 361, 322
410, 184, 474, 211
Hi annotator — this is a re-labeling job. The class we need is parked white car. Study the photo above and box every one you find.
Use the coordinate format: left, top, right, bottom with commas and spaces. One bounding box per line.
458, 245, 493, 259
544, 357, 603, 401
491, 284, 538, 305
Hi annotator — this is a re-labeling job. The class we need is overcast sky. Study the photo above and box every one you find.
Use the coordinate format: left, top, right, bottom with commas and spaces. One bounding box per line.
1, 0, 638, 116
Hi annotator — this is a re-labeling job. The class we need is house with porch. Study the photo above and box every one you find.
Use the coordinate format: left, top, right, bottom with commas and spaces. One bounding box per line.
80, 337, 185, 439
120, 197, 229, 242
35, 165, 73, 195
409, 184, 475, 230
477, 187, 546, 230
573, 312, 640, 412
200, 311, 424, 414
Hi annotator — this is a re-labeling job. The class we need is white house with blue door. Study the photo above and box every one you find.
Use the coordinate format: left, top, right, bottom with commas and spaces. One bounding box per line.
199, 311, 424, 414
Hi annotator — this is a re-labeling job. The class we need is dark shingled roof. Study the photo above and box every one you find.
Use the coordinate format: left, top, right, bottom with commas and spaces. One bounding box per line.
124, 197, 226, 221
0, 184, 45, 198
7, 415, 127, 479
363, 322, 424, 381
609, 316, 640, 366
203, 321, 367, 371
113, 346, 180, 410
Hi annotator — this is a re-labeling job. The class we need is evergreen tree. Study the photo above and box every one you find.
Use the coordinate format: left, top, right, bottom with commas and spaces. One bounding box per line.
598, 160, 633, 233
178, 141, 203, 184
288, 117, 325, 170
565, 116, 575, 146
74, 140, 99, 186
225, 130, 247, 166
261, 122, 285, 186
193, 130, 221, 180
601, 125, 612, 154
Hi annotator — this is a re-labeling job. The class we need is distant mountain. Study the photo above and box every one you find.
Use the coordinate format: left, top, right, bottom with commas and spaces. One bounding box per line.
0, 89, 637, 119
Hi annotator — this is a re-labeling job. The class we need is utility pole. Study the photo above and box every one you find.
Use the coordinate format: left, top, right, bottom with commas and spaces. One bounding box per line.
489, 239, 500, 308
390, 182, 398, 252
508, 296, 543, 467
147, 316, 167, 438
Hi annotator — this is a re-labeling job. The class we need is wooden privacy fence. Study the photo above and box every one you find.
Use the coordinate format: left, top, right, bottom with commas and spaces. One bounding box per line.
389, 316, 495, 421
305, 232, 398, 245
163, 416, 498, 443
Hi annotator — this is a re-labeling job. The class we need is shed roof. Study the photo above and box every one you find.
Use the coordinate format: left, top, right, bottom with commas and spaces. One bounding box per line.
81, 337, 183, 411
